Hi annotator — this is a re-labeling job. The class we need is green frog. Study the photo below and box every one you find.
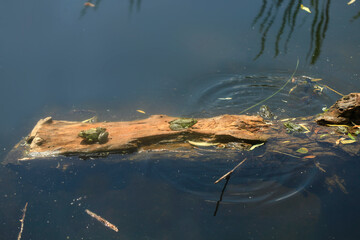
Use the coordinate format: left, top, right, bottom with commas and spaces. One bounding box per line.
283, 121, 306, 133
169, 118, 197, 131
258, 105, 274, 119
78, 127, 109, 144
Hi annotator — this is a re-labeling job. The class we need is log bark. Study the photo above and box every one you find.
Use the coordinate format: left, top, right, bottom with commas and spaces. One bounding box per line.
5, 93, 360, 163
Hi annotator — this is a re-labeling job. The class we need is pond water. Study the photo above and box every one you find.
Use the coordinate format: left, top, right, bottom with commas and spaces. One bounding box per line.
1, 0, 360, 239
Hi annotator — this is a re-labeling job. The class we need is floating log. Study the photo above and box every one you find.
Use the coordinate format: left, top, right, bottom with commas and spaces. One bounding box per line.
5, 93, 360, 162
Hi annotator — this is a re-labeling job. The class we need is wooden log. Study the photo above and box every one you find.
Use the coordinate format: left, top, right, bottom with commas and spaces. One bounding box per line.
5, 93, 360, 162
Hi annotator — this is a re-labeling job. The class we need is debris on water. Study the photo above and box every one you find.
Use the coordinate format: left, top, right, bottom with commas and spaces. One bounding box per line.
136, 110, 146, 114
300, 4, 312, 13
85, 209, 119, 232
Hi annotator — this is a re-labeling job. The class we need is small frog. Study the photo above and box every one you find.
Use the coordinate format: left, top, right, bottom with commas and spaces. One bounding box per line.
78, 127, 109, 144
169, 118, 197, 131
258, 105, 274, 119
283, 121, 306, 133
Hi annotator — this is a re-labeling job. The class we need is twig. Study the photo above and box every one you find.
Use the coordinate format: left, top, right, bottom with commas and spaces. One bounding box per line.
17, 202, 28, 240
85, 209, 119, 232
214, 158, 247, 184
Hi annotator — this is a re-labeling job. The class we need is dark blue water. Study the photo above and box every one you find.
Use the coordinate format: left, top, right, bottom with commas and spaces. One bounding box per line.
1, 0, 360, 239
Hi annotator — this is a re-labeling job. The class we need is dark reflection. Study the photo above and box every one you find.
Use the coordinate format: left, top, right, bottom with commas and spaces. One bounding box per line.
80, 0, 103, 18
129, 0, 142, 14
213, 175, 230, 216
351, 10, 360, 22
253, 0, 330, 64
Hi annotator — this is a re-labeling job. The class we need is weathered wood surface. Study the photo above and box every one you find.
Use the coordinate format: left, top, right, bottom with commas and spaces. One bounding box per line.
6, 93, 360, 162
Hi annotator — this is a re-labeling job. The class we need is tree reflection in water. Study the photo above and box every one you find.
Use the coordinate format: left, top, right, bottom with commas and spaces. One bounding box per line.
253, 0, 331, 64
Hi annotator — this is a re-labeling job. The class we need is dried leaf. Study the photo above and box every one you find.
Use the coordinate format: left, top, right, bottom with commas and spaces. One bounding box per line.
136, 110, 146, 114
340, 139, 357, 144
188, 140, 219, 147
84, 2, 95, 7
303, 155, 316, 159
348, 0, 356, 5
300, 4, 312, 13
249, 143, 264, 151
296, 147, 309, 154
336, 137, 346, 145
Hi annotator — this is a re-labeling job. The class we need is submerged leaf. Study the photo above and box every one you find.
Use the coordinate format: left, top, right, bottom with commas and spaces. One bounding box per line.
340, 139, 357, 144
300, 4, 312, 13
188, 141, 219, 147
296, 147, 309, 154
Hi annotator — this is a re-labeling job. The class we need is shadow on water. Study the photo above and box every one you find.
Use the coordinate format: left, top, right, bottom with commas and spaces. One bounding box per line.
253, 0, 331, 64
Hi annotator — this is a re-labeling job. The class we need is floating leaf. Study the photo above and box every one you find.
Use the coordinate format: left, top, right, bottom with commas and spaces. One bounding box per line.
300, 4, 311, 13
82, 116, 98, 123
249, 143, 264, 151
296, 147, 309, 154
136, 110, 146, 114
282, 140, 290, 143
340, 139, 357, 144
348, 0, 356, 5
218, 97, 232, 100
188, 140, 219, 147
84, 2, 95, 7
310, 78, 322, 82
303, 155, 316, 159
348, 133, 356, 140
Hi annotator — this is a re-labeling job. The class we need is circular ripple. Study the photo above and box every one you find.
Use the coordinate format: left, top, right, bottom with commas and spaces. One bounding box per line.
185, 73, 338, 118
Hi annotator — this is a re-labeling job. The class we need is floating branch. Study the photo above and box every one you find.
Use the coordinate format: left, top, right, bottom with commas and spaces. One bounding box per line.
85, 209, 119, 232
17, 202, 28, 240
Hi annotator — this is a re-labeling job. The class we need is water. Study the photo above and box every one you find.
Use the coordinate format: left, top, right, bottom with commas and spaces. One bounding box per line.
1, 0, 360, 239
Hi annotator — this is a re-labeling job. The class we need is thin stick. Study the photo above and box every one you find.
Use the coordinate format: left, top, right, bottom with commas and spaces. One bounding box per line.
85, 209, 119, 232
17, 202, 28, 240
239, 59, 299, 114
214, 158, 247, 184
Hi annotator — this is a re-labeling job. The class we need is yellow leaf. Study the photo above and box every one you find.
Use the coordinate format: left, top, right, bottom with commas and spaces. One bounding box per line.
136, 110, 146, 114
289, 85, 297, 94
282, 140, 290, 143
348, 0, 356, 5
81, 116, 98, 123
299, 124, 310, 133
296, 147, 308, 154
188, 141, 219, 147
310, 78, 322, 82
300, 4, 311, 13
249, 143, 264, 151
340, 139, 357, 144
